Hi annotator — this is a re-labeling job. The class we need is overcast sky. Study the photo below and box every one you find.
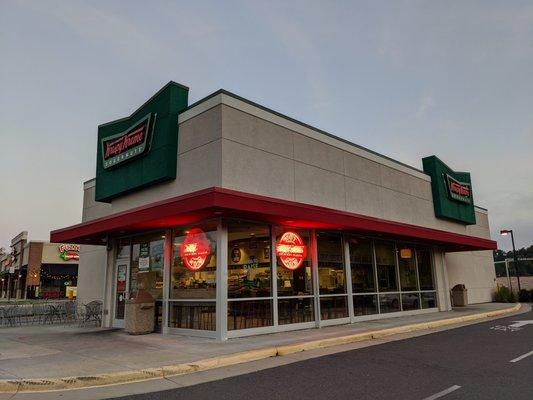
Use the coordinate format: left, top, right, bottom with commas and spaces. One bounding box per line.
1, 0, 532, 251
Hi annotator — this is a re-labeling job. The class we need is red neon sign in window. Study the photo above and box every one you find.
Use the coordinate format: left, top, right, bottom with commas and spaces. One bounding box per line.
180, 228, 212, 271
276, 232, 307, 270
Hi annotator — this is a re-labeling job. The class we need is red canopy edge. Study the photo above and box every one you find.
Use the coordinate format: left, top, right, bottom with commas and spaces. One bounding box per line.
50, 187, 497, 252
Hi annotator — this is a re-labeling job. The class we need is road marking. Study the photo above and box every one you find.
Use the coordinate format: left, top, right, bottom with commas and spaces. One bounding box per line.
422, 385, 461, 400
508, 320, 533, 329
510, 350, 533, 363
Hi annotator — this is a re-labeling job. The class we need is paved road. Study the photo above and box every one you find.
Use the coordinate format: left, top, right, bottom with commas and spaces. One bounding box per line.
113, 308, 533, 400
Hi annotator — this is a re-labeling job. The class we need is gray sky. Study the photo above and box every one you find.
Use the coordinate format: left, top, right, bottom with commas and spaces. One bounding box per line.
1, 0, 532, 251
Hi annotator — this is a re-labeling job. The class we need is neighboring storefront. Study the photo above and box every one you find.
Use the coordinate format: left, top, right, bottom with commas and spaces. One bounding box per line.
0, 233, 79, 300
24, 242, 79, 299
0, 232, 28, 300
51, 82, 497, 340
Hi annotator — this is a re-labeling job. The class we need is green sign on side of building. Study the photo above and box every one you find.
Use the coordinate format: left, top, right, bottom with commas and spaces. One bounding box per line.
95, 82, 189, 202
422, 155, 476, 225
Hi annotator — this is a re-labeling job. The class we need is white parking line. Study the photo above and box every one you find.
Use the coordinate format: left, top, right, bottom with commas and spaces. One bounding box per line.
422, 385, 461, 400
510, 350, 533, 363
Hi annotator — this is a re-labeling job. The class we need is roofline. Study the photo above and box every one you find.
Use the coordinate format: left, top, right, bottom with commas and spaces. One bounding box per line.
182, 89, 426, 176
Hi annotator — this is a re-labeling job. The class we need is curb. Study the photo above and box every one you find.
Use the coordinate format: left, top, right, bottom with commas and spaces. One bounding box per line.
0, 303, 521, 393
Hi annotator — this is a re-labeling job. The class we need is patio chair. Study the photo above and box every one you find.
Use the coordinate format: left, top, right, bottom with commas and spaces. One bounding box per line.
79, 300, 103, 327
32, 303, 49, 325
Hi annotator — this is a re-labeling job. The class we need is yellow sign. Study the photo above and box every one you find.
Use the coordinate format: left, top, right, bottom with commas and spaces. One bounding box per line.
400, 249, 412, 259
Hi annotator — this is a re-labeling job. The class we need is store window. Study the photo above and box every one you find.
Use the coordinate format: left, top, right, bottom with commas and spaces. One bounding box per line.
398, 245, 418, 292
417, 248, 435, 290
130, 233, 165, 300
349, 238, 375, 293
171, 223, 217, 299
379, 293, 400, 313
169, 222, 217, 330
227, 221, 273, 330
417, 248, 437, 309
276, 228, 314, 325
317, 232, 347, 320
317, 232, 346, 295
353, 294, 378, 316
375, 241, 398, 292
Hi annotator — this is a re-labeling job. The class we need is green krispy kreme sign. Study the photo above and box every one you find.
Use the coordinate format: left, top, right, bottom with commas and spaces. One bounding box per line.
422, 155, 476, 225
101, 113, 155, 169
95, 82, 189, 202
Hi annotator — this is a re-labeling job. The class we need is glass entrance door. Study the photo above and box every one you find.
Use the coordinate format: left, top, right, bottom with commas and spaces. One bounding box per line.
113, 241, 130, 328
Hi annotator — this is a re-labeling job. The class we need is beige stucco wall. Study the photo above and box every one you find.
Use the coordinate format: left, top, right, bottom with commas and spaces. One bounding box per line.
76, 245, 108, 305
445, 250, 496, 304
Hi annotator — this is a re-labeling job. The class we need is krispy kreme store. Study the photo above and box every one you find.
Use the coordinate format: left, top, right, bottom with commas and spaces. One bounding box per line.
51, 82, 496, 339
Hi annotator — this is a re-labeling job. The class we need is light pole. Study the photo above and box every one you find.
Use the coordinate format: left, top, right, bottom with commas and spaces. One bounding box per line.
500, 229, 521, 292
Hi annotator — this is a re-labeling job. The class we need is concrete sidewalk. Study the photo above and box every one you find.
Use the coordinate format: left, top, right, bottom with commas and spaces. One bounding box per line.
0, 303, 523, 392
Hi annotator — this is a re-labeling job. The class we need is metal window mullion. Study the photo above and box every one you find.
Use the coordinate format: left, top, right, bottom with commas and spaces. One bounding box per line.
372, 240, 381, 314
216, 220, 228, 341
162, 229, 172, 330
227, 297, 274, 302
394, 243, 403, 311
413, 247, 421, 309
344, 236, 354, 322
271, 226, 278, 327
310, 229, 320, 327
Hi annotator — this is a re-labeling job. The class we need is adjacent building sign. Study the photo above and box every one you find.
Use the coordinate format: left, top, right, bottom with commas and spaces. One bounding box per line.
422, 155, 476, 225
276, 232, 307, 270
101, 113, 155, 169
181, 228, 212, 271
58, 244, 80, 261
95, 82, 189, 202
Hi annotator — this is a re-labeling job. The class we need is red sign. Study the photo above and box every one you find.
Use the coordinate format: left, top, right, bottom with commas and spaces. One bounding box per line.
180, 228, 212, 271
276, 232, 307, 270
101, 113, 154, 169
104, 125, 146, 159
445, 174, 471, 204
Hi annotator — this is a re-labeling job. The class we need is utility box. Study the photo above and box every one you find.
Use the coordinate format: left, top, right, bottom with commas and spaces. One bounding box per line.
125, 290, 155, 335
451, 284, 468, 307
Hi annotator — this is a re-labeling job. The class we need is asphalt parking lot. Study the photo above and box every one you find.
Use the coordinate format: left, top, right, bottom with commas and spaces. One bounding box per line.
114, 307, 533, 400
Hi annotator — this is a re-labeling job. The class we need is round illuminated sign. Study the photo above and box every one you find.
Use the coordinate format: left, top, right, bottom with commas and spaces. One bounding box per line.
276, 232, 307, 270
180, 228, 212, 271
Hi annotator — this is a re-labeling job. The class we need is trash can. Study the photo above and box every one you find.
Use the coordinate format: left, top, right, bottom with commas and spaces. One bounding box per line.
451, 284, 468, 306
125, 290, 155, 335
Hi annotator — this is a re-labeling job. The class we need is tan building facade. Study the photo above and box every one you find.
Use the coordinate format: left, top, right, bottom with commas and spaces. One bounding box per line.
52, 83, 496, 339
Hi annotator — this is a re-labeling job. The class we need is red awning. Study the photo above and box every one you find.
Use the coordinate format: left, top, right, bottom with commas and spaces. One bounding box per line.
50, 187, 496, 252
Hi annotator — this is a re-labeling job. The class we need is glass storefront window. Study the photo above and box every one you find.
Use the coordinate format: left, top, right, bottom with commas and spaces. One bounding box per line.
130, 233, 165, 300
320, 296, 348, 320
417, 248, 435, 290
227, 221, 272, 299
401, 293, 420, 310
379, 293, 400, 313
349, 238, 375, 293
317, 232, 346, 295
171, 223, 217, 300
398, 245, 418, 291
375, 242, 398, 292
228, 300, 273, 330
278, 298, 314, 325
275, 229, 312, 297
353, 294, 378, 316
421, 292, 437, 308
169, 301, 216, 331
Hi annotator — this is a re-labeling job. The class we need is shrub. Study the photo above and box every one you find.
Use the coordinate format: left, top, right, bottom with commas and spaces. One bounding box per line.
495, 286, 516, 303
